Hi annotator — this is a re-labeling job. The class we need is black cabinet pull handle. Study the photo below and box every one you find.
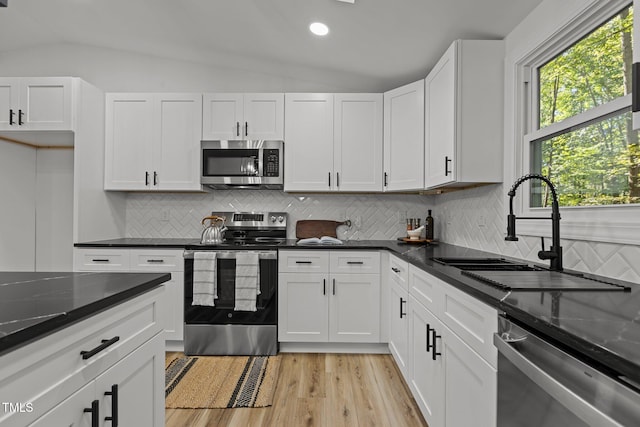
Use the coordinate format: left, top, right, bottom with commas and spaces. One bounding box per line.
323, 278, 326, 295
153, 171, 158, 186
445, 156, 452, 176
81, 336, 120, 360
336, 172, 340, 188
328, 172, 331, 188
400, 298, 406, 318
432, 329, 442, 361
426, 324, 432, 352
384, 172, 388, 187
391, 267, 400, 273
295, 261, 312, 264
92, 258, 110, 262
84, 400, 100, 427
332, 278, 336, 295
245, 121, 248, 137
105, 384, 118, 426
236, 121, 240, 136
145, 171, 149, 186
347, 261, 364, 265
9, 109, 14, 125
146, 259, 165, 263
18, 109, 24, 125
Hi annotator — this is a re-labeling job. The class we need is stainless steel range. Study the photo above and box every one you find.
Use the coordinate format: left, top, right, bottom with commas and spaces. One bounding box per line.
183, 212, 288, 356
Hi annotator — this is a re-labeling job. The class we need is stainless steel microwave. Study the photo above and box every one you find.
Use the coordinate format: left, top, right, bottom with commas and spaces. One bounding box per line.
200, 140, 284, 189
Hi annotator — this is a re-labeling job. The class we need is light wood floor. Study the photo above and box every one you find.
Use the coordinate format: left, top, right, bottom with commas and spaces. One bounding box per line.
165, 352, 428, 427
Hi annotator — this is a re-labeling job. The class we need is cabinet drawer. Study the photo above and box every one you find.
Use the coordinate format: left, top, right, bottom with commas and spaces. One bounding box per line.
0, 287, 163, 426
330, 251, 380, 273
130, 249, 184, 272
389, 255, 409, 291
279, 250, 329, 273
441, 284, 498, 367
408, 265, 444, 317
74, 248, 130, 271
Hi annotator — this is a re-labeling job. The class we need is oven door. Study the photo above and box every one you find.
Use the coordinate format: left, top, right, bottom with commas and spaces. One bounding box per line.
183, 250, 279, 355
494, 317, 640, 427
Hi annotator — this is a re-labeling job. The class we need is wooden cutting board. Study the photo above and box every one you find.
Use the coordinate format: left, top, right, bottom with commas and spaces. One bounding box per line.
296, 220, 348, 238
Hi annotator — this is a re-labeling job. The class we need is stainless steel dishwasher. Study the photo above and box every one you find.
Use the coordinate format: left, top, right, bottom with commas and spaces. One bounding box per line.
494, 316, 640, 427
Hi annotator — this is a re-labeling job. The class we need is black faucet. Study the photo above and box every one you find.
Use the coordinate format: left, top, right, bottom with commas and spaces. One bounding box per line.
505, 174, 563, 271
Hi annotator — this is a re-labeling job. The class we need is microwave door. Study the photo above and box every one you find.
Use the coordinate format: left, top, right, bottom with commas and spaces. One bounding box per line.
203, 149, 260, 177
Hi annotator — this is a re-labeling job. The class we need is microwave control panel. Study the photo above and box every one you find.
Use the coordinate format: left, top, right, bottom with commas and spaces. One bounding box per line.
263, 149, 280, 177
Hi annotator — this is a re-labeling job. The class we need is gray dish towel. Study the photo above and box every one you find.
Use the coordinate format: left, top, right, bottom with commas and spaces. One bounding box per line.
234, 252, 260, 311
192, 252, 217, 306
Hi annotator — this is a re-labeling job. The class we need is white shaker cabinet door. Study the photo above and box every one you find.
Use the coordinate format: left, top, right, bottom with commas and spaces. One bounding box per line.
389, 280, 410, 379
19, 77, 74, 131
383, 80, 425, 191
243, 93, 284, 140
154, 94, 202, 191
328, 273, 381, 342
334, 93, 383, 192
104, 94, 154, 190
278, 273, 329, 342
202, 93, 243, 140
284, 93, 334, 191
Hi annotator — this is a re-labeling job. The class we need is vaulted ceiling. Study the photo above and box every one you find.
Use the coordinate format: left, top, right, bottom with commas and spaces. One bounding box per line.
0, 0, 542, 90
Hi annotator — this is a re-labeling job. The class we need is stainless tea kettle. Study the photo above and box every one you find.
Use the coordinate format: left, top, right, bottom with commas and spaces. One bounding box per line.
200, 215, 228, 244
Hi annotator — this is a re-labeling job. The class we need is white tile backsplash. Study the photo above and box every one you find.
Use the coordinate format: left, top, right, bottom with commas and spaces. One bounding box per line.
125, 190, 435, 241
436, 184, 640, 283
125, 185, 640, 282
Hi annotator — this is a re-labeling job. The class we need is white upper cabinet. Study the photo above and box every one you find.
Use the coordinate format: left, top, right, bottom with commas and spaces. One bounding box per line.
424, 40, 504, 189
284, 93, 383, 192
284, 93, 335, 191
202, 93, 284, 140
0, 77, 74, 132
383, 80, 425, 191
104, 93, 202, 191
334, 93, 383, 192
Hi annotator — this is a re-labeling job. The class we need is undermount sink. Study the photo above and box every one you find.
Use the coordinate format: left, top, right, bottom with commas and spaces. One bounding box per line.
431, 257, 543, 272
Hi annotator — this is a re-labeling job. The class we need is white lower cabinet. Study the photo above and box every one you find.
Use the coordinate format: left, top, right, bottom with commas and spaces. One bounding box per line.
388, 255, 410, 378
0, 287, 164, 427
405, 265, 497, 427
30, 333, 164, 427
74, 247, 184, 342
278, 250, 381, 343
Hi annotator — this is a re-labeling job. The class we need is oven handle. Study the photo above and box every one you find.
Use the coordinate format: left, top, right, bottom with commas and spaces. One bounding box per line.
183, 250, 277, 260
493, 332, 623, 427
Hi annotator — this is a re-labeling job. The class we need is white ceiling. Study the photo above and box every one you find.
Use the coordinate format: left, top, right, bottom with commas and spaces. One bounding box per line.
0, 0, 543, 90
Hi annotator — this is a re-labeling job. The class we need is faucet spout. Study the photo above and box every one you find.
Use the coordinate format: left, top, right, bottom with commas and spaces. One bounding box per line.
505, 174, 563, 271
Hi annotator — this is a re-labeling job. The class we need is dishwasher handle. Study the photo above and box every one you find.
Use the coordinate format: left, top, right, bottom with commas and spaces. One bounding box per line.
493, 332, 624, 427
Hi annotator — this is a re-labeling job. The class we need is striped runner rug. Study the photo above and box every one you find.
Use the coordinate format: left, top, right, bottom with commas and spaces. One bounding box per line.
165, 355, 280, 408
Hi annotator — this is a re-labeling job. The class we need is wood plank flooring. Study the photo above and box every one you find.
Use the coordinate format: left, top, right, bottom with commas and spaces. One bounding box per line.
165, 352, 428, 427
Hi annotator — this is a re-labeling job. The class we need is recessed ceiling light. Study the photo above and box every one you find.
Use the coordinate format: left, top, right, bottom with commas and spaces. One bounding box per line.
309, 22, 329, 36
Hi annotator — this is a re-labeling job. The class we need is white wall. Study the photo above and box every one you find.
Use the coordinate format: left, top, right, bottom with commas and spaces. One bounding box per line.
0, 141, 36, 271
0, 43, 388, 93
435, 0, 640, 284
35, 149, 73, 271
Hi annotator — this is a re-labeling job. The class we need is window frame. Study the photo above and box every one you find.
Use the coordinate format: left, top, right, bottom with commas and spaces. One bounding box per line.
511, 0, 640, 245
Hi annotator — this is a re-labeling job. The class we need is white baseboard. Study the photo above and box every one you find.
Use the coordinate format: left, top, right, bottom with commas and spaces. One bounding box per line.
279, 342, 390, 354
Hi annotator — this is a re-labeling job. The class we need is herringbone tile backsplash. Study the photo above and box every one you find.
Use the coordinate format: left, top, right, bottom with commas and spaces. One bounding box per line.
126, 186, 640, 283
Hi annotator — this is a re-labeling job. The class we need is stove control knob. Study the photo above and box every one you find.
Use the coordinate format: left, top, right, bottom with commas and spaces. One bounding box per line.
270, 215, 277, 223
277, 215, 285, 223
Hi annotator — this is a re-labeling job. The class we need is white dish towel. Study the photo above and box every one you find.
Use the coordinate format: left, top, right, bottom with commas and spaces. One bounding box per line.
234, 252, 260, 312
192, 252, 217, 306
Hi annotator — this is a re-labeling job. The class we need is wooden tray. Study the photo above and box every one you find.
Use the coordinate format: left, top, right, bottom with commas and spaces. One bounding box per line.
296, 220, 350, 239
399, 237, 435, 244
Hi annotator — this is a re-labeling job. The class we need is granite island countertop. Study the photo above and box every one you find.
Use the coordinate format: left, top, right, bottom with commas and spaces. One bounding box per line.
0, 271, 170, 356
75, 237, 640, 388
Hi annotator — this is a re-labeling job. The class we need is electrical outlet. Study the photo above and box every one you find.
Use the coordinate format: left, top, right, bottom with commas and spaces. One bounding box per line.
478, 215, 486, 228
160, 209, 170, 221
354, 215, 362, 229
399, 210, 407, 225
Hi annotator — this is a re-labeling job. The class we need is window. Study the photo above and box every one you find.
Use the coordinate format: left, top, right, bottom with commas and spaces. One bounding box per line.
525, 4, 639, 208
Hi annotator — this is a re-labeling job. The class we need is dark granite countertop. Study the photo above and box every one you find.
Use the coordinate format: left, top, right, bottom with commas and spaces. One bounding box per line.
75, 237, 640, 388
0, 271, 170, 356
